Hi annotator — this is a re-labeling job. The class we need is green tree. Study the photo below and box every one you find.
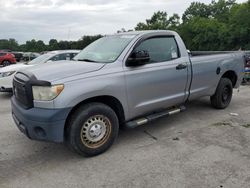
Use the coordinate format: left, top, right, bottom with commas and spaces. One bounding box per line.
24, 39, 46, 52
135, 11, 173, 30
36, 40, 46, 51
211, 0, 236, 22
1, 0, 250, 52
58, 41, 70, 50
25, 39, 37, 52
168, 14, 181, 29
134, 0, 250, 51
228, 0, 250, 49
49, 39, 59, 50
0, 39, 19, 51
182, 2, 211, 22
179, 17, 229, 50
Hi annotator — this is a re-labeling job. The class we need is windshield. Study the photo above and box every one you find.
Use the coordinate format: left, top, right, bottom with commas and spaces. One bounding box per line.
73, 35, 136, 63
27, 54, 52, 65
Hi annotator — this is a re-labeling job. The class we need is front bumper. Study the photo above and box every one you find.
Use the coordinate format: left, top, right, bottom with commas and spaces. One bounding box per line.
11, 97, 72, 143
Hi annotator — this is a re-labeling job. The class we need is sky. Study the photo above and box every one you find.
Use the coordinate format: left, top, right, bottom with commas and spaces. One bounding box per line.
0, 0, 247, 44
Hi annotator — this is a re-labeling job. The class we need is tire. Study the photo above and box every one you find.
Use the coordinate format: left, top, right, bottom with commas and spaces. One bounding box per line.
210, 78, 233, 109
66, 103, 119, 157
2, 61, 11, 67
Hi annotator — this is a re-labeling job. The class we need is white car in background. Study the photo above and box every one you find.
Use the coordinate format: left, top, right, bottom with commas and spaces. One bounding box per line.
0, 50, 80, 92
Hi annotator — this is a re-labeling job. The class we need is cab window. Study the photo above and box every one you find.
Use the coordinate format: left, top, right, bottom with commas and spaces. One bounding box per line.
134, 37, 179, 64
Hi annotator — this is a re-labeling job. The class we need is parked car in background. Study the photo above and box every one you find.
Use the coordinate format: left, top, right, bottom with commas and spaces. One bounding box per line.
12, 52, 23, 62
10, 30, 244, 157
0, 49, 11, 52
22, 52, 40, 62
0, 52, 16, 67
0, 50, 80, 92
243, 53, 250, 82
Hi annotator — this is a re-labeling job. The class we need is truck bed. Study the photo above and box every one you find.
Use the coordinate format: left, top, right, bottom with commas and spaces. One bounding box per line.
188, 51, 244, 101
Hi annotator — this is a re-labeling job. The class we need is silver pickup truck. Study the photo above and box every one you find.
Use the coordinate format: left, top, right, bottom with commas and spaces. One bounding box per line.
11, 30, 244, 156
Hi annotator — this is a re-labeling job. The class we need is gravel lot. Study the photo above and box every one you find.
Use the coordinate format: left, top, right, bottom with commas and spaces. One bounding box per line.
0, 86, 250, 188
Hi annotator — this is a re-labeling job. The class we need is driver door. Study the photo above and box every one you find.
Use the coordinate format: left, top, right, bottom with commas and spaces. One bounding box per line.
124, 36, 189, 118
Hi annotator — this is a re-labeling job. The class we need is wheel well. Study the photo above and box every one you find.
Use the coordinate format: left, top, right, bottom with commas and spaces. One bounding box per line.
64, 96, 125, 137
222, 71, 237, 87
1, 60, 10, 65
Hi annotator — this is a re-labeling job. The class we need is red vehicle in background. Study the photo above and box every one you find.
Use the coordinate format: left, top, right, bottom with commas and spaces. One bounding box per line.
0, 52, 16, 67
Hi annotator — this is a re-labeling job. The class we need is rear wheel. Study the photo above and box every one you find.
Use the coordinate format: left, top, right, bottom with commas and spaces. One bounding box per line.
210, 78, 233, 109
66, 103, 119, 157
2, 61, 10, 67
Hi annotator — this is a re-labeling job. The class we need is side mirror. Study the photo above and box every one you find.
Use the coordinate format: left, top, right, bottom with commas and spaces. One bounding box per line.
126, 50, 150, 67
46, 60, 53, 63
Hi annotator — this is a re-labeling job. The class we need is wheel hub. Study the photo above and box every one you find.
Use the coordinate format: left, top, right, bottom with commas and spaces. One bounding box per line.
81, 115, 111, 147
89, 124, 103, 138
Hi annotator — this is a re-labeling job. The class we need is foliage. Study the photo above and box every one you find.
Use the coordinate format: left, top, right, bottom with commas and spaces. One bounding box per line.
182, 2, 211, 21
0, 0, 249, 52
0, 39, 19, 51
179, 17, 230, 50
0, 35, 102, 52
228, 1, 250, 49
135, 0, 250, 51
180, 0, 250, 50
135, 11, 180, 30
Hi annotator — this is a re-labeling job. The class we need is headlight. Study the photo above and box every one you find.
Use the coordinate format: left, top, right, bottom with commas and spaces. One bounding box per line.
2, 71, 16, 77
32, 84, 64, 101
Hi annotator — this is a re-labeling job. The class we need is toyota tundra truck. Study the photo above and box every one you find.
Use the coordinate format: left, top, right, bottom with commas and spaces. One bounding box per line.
11, 30, 244, 156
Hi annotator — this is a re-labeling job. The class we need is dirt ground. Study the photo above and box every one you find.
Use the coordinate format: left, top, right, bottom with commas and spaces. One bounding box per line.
0, 86, 250, 188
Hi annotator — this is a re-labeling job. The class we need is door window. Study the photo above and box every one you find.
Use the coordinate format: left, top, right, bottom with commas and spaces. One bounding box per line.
134, 37, 179, 64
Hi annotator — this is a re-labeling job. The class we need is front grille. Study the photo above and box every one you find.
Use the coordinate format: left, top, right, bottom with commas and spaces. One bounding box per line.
13, 72, 33, 109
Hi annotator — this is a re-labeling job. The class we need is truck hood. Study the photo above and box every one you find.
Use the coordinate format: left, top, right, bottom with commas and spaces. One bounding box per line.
0, 63, 33, 73
24, 60, 105, 82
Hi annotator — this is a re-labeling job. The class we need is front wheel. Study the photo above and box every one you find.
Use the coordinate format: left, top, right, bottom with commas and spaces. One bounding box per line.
210, 78, 233, 109
2, 61, 11, 67
66, 103, 119, 157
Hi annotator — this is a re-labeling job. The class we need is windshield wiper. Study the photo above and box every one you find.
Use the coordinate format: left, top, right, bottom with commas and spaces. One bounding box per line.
76, 59, 98, 62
